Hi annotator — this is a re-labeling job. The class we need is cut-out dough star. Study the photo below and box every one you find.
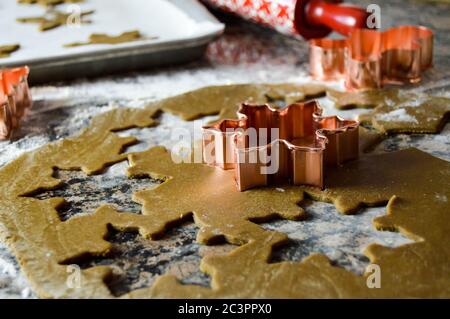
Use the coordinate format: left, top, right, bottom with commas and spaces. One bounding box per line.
18, 0, 84, 6
17, 8, 94, 31
64, 30, 155, 47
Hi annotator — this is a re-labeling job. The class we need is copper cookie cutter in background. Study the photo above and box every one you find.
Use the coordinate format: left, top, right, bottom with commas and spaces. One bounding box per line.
309, 25, 434, 90
0, 66, 32, 140
202, 101, 359, 191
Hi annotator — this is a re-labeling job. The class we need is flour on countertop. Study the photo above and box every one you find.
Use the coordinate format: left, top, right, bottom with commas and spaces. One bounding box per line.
0, 135, 51, 167
384, 91, 429, 109
435, 193, 448, 202
0, 247, 35, 299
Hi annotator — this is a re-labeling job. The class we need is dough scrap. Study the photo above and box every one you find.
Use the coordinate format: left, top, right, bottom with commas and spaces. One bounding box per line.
149, 83, 327, 121
328, 89, 450, 134
0, 44, 20, 58
0, 84, 448, 298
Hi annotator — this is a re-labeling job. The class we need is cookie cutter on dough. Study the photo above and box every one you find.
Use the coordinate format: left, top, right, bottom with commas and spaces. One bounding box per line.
202, 101, 359, 191
309, 25, 433, 90
0, 66, 32, 140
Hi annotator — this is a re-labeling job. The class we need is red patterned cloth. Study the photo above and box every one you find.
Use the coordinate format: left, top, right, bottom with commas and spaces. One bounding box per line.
203, 0, 299, 36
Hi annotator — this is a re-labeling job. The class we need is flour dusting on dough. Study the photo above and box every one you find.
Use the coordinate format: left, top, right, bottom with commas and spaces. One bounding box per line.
435, 193, 448, 202
376, 108, 418, 123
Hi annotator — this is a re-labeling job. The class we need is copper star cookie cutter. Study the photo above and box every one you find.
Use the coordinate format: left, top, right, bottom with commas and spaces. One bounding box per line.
309, 25, 433, 90
202, 101, 359, 191
0, 66, 32, 140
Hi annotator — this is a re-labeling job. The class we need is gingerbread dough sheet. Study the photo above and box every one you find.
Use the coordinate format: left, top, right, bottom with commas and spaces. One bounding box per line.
328, 89, 450, 134
0, 84, 449, 298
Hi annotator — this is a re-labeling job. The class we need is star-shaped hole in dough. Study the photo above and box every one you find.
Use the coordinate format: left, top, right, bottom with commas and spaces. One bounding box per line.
263, 199, 412, 276
66, 220, 235, 297
29, 168, 157, 221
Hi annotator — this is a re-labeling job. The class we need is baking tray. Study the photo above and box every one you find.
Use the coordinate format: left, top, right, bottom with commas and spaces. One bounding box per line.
0, 0, 225, 84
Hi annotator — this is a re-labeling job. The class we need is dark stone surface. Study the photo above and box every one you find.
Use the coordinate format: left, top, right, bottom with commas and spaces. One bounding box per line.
33, 169, 158, 221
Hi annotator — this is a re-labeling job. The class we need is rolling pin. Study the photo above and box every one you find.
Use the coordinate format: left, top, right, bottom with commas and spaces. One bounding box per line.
203, 0, 370, 39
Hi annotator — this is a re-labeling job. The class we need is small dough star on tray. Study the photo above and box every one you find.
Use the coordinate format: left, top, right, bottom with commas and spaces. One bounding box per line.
17, 8, 94, 31
0, 44, 20, 58
64, 31, 156, 47
17, 0, 84, 6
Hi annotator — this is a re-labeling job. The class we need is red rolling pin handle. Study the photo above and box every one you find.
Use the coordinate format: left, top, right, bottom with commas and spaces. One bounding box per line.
295, 0, 370, 39
307, 0, 370, 35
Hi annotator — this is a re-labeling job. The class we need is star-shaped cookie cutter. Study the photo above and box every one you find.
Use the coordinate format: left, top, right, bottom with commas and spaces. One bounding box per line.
0, 66, 32, 139
309, 25, 433, 90
202, 100, 359, 191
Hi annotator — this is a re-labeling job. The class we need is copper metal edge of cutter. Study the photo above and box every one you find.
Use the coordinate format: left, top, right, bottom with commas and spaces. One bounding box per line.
202, 100, 359, 191
309, 25, 434, 91
0, 66, 32, 140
